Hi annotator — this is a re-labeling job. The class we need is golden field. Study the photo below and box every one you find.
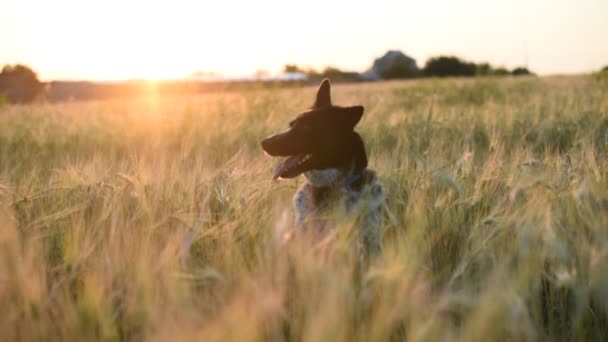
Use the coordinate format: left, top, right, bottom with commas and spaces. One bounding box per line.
0, 76, 607, 341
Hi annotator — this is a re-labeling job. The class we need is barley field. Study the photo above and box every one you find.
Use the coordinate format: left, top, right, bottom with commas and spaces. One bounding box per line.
1, 76, 607, 341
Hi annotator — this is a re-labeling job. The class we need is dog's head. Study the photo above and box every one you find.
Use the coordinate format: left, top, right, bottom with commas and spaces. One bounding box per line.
261, 79, 368, 180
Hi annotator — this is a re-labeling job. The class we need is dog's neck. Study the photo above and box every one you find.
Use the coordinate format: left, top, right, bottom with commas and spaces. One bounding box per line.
304, 166, 364, 190
304, 169, 345, 187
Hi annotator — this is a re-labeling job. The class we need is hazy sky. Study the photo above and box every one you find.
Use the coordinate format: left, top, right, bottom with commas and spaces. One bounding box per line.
1, 0, 607, 80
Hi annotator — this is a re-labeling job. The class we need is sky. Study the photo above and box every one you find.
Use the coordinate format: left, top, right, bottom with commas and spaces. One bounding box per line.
1, 0, 607, 81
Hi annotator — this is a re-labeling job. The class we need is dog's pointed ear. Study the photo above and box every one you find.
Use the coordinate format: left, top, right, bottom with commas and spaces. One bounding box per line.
340, 105, 364, 128
313, 78, 332, 108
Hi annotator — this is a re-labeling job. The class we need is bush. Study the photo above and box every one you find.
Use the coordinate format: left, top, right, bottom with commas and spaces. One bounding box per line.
320, 67, 360, 82
0, 64, 45, 103
283, 64, 302, 73
371, 51, 419, 80
380, 58, 419, 79
512, 67, 533, 76
492, 67, 510, 76
476, 63, 493, 76
423, 56, 477, 77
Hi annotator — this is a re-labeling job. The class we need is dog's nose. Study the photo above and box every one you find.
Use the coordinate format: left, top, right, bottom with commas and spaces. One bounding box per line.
261, 137, 271, 152
261, 134, 283, 156
261, 137, 276, 155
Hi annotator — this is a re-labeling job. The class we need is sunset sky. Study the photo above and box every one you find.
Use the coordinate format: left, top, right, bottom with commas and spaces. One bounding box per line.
1, 0, 607, 81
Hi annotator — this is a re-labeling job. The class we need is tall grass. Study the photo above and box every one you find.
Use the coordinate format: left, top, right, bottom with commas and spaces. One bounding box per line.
0, 76, 607, 341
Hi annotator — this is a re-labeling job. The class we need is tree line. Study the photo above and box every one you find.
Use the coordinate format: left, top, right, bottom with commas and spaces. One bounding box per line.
1, 59, 606, 104
423, 56, 533, 77
284, 54, 535, 82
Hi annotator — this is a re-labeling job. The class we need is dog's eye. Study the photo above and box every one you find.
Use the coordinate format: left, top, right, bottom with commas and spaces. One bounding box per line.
296, 123, 311, 131
297, 121, 312, 129
289, 121, 310, 131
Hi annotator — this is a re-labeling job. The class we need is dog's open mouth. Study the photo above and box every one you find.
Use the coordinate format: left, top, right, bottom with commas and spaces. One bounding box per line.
273, 153, 312, 180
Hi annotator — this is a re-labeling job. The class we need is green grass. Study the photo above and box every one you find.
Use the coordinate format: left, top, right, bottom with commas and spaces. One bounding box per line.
0, 76, 607, 341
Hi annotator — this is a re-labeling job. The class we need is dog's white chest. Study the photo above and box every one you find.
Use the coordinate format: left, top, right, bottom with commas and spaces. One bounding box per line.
292, 168, 384, 258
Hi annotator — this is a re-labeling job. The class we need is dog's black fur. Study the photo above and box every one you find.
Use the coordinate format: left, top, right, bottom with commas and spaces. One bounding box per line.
261, 79, 367, 180
261, 79, 384, 258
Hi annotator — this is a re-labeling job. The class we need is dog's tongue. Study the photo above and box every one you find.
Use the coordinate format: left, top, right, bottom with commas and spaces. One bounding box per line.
273, 154, 309, 180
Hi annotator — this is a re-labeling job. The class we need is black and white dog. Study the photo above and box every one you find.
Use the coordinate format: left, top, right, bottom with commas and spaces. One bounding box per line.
261, 79, 384, 258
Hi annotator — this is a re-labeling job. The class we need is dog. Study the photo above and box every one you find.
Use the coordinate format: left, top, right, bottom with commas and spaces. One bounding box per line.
261, 79, 384, 259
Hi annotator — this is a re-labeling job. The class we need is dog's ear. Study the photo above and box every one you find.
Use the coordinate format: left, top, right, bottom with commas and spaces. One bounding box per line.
313, 78, 332, 108
340, 105, 364, 128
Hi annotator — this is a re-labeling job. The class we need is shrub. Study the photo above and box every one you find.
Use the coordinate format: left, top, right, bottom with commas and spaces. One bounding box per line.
0, 64, 45, 103
380, 58, 419, 79
512, 67, 533, 76
423, 56, 476, 77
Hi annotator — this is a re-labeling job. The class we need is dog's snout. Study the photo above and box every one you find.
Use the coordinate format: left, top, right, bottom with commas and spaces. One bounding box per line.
261, 137, 272, 152
261, 135, 280, 156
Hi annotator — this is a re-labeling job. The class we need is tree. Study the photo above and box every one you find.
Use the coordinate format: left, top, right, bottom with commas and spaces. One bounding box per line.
0, 64, 45, 103
283, 64, 303, 73
321, 67, 344, 79
423, 56, 476, 77
512, 67, 534, 76
492, 67, 510, 76
475, 63, 492, 76
320, 67, 360, 82
380, 57, 419, 79
369, 50, 418, 80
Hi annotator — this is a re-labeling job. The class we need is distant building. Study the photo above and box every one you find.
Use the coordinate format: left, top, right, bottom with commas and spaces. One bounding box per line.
362, 50, 419, 80
275, 72, 308, 81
